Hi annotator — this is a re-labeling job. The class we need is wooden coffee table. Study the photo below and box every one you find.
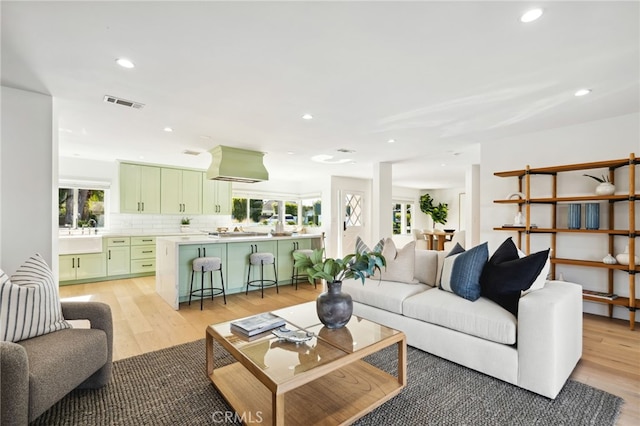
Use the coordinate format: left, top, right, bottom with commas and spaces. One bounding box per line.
206, 302, 406, 425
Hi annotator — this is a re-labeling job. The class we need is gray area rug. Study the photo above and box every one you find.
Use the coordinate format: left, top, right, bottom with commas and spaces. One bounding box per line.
33, 339, 622, 425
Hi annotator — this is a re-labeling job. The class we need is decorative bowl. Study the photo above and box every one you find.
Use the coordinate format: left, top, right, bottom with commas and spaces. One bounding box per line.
444, 229, 456, 233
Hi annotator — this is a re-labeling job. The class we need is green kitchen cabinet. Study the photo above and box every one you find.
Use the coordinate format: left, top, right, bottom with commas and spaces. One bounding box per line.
226, 241, 277, 293
177, 243, 227, 302
59, 253, 106, 282
276, 238, 313, 285
202, 173, 232, 215
106, 237, 131, 276
120, 163, 161, 214
161, 168, 202, 215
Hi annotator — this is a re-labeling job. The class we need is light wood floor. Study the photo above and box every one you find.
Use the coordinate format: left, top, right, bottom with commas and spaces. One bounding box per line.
59, 276, 639, 425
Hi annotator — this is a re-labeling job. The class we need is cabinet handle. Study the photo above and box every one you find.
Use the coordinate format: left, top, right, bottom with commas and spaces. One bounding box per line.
141, 202, 145, 211
142, 264, 152, 267
137, 202, 141, 212
77, 258, 80, 268
198, 248, 201, 258
108, 250, 111, 260
203, 247, 207, 257
142, 239, 153, 242
114, 240, 125, 243
142, 250, 153, 253
72, 258, 75, 268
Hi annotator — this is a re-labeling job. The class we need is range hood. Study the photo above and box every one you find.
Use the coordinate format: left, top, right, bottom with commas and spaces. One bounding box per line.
207, 145, 269, 183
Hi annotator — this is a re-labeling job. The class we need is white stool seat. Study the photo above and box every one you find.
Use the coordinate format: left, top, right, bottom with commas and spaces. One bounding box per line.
249, 252, 275, 265
192, 257, 222, 271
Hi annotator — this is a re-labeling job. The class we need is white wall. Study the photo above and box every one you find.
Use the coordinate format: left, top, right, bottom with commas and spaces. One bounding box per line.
1, 86, 55, 275
480, 112, 640, 322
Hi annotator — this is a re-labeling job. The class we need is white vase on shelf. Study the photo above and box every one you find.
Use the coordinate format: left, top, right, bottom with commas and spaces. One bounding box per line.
595, 182, 615, 196
513, 211, 524, 226
615, 245, 639, 266
602, 253, 617, 265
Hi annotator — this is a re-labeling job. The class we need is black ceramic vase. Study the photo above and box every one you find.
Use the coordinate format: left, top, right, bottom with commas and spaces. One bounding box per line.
316, 281, 353, 329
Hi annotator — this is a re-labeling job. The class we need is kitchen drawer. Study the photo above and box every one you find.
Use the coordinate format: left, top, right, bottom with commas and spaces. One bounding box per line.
106, 237, 130, 247
131, 236, 156, 246
131, 245, 155, 259
131, 259, 155, 274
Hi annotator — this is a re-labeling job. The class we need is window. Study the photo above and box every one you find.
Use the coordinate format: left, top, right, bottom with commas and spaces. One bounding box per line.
392, 202, 413, 235
59, 187, 106, 229
231, 196, 321, 227
302, 198, 322, 226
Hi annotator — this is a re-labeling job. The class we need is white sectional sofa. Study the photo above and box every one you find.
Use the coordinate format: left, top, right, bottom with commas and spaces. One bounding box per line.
342, 248, 583, 399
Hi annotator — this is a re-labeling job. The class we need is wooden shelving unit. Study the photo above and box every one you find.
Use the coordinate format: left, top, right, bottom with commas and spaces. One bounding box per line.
493, 153, 638, 330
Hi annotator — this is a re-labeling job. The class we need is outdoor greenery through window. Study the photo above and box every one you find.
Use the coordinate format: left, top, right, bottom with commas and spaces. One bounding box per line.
232, 197, 321, 227
393, 202, 413, 235
59, 188, 106, 229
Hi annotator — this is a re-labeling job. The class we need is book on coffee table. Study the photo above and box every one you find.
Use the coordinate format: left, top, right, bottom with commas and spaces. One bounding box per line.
230, 312, 286, 337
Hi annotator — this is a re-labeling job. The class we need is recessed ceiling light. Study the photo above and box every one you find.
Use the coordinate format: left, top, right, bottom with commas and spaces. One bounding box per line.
574, 88, 592, 97
387, 139, 396, 144
139, 156, 145, 160
199, 135, 212, 140
287, 151, 295, 155
163, 127, 173, 132
441, 163, 447, 167
302, 113, 313, 120
115, 58, 135, 69
520, 8, 543, 23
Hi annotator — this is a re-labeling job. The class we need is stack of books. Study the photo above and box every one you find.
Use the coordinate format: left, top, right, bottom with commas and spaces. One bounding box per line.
582, 290, 618, 300
230, 312, 286, 337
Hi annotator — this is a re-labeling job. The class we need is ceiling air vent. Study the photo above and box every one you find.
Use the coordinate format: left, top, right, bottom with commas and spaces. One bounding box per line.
103, 95, 145, 109
182, 149, 202, 156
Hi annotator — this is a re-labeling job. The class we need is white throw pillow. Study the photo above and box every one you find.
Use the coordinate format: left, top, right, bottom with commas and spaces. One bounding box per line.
518, 248, 550, 294
1, 254, 70, 342
373, 238, 418, 284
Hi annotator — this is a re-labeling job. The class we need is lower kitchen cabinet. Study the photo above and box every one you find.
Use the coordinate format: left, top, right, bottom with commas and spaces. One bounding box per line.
59, 253, 106, 282
276, 238, 313, 284
226, 241, 277, 293
107, 246, 130, 276
177, 243, 226, 302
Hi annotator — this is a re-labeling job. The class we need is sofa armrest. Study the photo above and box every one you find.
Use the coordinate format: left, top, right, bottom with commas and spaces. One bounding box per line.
61, 301, 113, 387
1, 342, 30, 425
517, 280, 583, 398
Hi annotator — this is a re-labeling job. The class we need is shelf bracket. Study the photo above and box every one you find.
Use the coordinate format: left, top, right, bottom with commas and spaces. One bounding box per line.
629, 195, 636, 202
628, 306, 637, 312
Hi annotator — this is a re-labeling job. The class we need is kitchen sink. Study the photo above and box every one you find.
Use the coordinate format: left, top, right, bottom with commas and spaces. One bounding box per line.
59, 235, 103, 255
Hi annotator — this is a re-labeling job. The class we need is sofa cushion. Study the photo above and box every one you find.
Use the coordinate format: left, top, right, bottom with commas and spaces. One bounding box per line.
481, 238, 550, 316
403, 287, 517, 345
414, 250, 439, 286
342, 279, 431, 314
1, 254, 70, 343
372, 238, 418, 284
440, 242, 488, 301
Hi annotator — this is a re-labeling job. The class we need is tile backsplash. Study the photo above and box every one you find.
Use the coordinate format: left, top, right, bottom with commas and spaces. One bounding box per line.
108, 214, 233, 234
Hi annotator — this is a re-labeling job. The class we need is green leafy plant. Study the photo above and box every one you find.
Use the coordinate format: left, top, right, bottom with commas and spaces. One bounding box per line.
293, 248, 385, 284
181, 217, 191, 225
583, 174, 610, 183
419, 193, 448, 225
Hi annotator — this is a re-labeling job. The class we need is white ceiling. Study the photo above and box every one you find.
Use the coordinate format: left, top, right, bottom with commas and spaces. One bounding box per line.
2, 1, 638, 189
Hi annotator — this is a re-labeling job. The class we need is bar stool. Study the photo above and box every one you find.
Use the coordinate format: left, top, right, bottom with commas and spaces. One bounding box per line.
246, 248, 278, 298
189, 256, 226, 310
291, 248, 316, 290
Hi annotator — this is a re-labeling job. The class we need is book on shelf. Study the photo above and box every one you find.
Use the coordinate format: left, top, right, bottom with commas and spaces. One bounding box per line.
582, 290, 618, 300
230, 312, 286, 337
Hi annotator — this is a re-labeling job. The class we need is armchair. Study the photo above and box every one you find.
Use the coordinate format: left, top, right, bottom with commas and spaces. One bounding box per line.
0, 301, 113, 424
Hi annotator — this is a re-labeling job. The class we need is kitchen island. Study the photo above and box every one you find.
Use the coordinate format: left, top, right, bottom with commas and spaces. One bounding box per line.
156, 233, 323, 309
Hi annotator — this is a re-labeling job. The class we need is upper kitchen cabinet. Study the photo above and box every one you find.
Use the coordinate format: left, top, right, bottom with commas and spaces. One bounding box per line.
161, 168, 202, 215
202, 173, 232, 215
120, 163, 161, 214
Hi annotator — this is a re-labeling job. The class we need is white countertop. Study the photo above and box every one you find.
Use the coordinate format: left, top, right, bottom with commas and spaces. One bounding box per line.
156, 233, 321, 245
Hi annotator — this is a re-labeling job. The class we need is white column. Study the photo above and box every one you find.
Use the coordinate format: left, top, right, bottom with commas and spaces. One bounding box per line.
372, 162, 392, 243
465, 164, 481, 247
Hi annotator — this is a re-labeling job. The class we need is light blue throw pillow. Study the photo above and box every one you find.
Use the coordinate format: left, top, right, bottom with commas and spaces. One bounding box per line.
440, 242, 488, 301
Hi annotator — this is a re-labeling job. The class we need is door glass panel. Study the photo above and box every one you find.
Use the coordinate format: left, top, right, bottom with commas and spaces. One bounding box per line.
344, 193, 362, 227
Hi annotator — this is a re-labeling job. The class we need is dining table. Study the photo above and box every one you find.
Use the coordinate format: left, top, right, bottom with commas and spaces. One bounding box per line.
420, 230, 455, 251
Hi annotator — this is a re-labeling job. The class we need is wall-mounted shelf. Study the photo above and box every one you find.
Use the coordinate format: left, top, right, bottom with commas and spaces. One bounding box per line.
493, 153, 638, 330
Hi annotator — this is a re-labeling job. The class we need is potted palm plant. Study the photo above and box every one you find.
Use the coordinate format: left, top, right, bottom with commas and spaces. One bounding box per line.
293, 248, 385, 328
